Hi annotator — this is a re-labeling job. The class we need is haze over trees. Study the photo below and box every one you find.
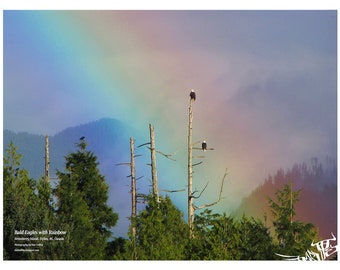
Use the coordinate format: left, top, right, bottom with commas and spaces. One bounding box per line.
236, 158, 337, 239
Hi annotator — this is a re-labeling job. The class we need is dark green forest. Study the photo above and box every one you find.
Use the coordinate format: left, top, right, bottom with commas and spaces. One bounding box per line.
3, 140, 336, 261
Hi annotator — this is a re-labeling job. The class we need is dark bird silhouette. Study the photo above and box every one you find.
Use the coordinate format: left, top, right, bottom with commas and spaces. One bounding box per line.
202, 140, 207, 151
80, 136, 85, 140
190, 89, 196, 101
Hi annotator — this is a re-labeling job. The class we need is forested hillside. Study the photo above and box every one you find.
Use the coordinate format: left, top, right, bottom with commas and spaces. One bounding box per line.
3, 131, 337, 260
236, 158, 337, 239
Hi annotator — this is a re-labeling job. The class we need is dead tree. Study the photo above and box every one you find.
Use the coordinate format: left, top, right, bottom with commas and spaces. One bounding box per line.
187, 90, 226, 238
130, 138, 137, 259
149, 124, 159, 201
116, 137, 138, 259
45, 135, 50, 182
138, 124, 177, 202
188, 94, 195, 236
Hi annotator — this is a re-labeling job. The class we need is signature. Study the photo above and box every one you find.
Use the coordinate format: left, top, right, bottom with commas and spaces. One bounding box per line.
276, 233, 338, 261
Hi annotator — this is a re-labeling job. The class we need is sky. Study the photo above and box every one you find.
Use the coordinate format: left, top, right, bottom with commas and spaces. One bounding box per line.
3, 10, 337, 214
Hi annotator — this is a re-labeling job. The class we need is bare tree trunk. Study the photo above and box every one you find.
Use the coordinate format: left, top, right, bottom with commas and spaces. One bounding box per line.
290, 181, 293, 224
45, 135, 50, 183
149, 124, 159, 202
130, 137, 137, 259
188, 100, 194, 237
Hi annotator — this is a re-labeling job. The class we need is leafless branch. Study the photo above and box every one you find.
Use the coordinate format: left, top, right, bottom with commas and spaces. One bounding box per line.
193, 168, 228, 210
116, 162, 131, 166
192, 161, 203, 167
191, 189, 198, 197
193, 147, 214, 151
191, 141, 201, 147
192, 182, 209, 199
159, 188, 186, 193
137, 142, 151, 148
154, 149, 177, 161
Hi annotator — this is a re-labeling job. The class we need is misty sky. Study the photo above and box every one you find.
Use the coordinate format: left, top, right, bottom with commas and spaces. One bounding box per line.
3, 10, 337, 209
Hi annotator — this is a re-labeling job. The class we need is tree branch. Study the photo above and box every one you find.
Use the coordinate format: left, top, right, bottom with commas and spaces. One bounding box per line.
193, 155, 205, 159
154, 149, 177, 161
193, 168, 228, 210
137, 142, 151, 148
191, 141, 201, 147
193, 147, 214, 151
192, 181, 209, 199
159, 188, 185, 193
192, 161, 203, 167
116, 162, 131, 166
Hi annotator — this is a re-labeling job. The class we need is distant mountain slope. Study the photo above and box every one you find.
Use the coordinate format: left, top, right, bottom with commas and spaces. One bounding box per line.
3, 130, 45, 179
3, 120, 337, 239
235, 161, 337, 239
4, 118, 135, 178
3, 117, 147, 237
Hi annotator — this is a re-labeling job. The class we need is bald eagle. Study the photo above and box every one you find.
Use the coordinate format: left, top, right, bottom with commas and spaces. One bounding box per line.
202, 140, 207, 151
190, 89, 196, 101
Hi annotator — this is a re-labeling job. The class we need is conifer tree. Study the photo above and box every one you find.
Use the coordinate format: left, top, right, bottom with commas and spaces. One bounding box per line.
55, 140, 118, 259
3, 142, 55, 259
3, 142, 30, 259
268, 183, 319, 257
133, 195, 189, 260
190, 210, 274, 260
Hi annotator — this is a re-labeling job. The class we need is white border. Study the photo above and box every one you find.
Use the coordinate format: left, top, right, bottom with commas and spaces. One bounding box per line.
1, 0, 340, 10
1, 1, 339, 269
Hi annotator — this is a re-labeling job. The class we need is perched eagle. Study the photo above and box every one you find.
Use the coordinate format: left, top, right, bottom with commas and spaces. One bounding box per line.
202, 140, 207, 151
190, 89, 196, 101
80, 136, 85, 140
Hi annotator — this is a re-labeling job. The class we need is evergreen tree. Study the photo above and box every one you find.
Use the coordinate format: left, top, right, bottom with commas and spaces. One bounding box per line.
236, 215, 275, 260
189, 209, 231, 259
191, 210, 274, 260
3, 142, 55, 259
105, 237, 128, 260
268, 183, 319, 258
3, 142, 30, 259
55, 140, 118, 259
128, 195, 189, 260
34, 177, 58, 259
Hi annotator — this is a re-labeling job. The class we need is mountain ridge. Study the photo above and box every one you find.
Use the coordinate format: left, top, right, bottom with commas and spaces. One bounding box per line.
234, 161, 337, 239
3, 117, 141, 237
3, 118, 337, 239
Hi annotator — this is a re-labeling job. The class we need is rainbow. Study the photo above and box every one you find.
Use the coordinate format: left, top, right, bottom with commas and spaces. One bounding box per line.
4, 10, 337, 220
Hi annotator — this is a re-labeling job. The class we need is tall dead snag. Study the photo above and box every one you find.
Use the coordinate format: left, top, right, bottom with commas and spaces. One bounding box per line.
138, 124, 177, 201
130, 137, 137, 260
149, 124, 159, 201
116, 137, 139, 259
187, 89, 226, 238
290, 181, 293, 224
188, 93, 195, 236
45, 135, 50, 182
